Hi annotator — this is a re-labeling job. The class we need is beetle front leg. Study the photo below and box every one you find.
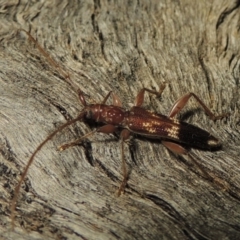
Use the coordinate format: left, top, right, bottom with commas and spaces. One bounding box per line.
101, 91, 122, 107
77, 90, 122, 107
169, 92, 228, 120
58, 124, 117, 151
134, 84, 166, 107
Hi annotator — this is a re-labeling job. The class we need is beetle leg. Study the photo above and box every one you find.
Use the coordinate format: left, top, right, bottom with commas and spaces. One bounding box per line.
111, 92, 122, 107
134, 84, 166, 107
78, 90, 122, 107
162, 141, 188, 155
117, 129, 131, 196
101, 91, 122, 107
168, 92, 228, 120
58, 124, 117, 151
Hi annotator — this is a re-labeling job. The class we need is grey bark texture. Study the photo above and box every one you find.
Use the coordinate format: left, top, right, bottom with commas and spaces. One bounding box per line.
0, 0, 240, 239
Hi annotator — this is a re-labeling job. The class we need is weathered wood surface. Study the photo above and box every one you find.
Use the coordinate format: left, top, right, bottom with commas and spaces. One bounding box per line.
0, 0, 239, 239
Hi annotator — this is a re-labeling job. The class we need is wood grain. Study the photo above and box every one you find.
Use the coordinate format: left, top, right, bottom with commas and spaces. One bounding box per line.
0, 0, 239, 239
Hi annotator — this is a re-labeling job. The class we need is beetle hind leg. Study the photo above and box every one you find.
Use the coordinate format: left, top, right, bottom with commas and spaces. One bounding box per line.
117, 129, 131, 196
168, 92, 229, 120
162, 141, 189, 155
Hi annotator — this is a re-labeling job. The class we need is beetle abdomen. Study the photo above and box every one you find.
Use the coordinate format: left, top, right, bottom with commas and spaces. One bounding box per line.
124, 107, 221, 150
177, 121, 221, 149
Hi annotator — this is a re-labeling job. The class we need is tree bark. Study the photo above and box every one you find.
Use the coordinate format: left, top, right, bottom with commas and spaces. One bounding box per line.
0, 0, 239, 239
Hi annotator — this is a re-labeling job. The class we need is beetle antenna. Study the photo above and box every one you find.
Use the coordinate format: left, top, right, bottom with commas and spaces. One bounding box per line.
11, 111, 85, 229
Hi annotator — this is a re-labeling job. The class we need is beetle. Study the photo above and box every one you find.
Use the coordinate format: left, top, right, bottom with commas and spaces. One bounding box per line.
10, 29, 228, 228
10, 84, 227, 226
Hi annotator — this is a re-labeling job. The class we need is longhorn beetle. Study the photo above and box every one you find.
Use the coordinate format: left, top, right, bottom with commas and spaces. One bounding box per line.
11, 29, 228, 228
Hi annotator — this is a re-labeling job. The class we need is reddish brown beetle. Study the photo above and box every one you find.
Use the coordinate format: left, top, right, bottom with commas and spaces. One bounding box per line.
10, 29, 227, 227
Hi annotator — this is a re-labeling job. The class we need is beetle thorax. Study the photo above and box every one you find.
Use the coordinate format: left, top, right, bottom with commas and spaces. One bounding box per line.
87, 104, 125, 125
